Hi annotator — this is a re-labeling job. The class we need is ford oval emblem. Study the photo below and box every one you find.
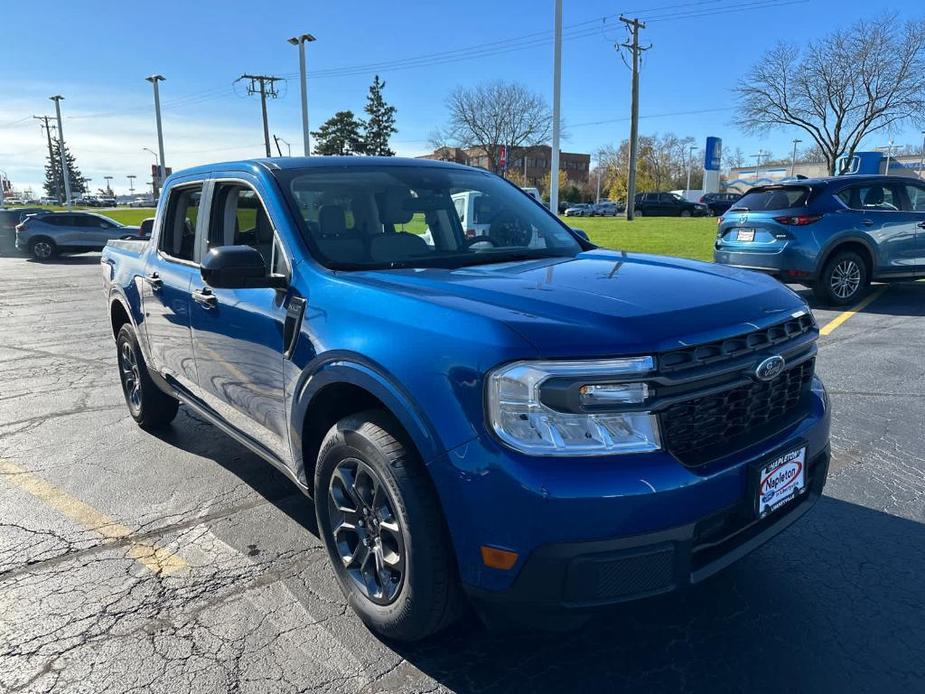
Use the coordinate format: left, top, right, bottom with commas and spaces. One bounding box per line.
755, 355, 785, 381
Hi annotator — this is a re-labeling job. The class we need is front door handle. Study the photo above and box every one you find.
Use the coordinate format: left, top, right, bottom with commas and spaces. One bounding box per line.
862, 219, 875, 226
192, 287, 217, 309
144, 272, 163, 290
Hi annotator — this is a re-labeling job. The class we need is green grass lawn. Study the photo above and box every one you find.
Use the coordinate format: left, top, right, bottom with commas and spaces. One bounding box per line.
562, 216, 717, 262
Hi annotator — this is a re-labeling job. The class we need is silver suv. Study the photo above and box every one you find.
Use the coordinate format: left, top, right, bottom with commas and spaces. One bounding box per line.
15, 212, 138, 259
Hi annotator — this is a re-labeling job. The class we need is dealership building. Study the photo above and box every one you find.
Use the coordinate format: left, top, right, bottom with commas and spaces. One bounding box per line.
419, 145, 590, 186
727, 154, 925, 193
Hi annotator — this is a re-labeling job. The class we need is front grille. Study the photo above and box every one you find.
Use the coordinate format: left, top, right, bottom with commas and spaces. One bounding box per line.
661, 358, 814, 465
659, 313, 814, 374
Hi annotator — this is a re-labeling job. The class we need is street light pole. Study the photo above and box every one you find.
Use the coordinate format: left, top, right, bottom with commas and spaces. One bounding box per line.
920, 130, 925, 176
146, 75, 167, 198
127, 175, 136, 195
883, 140, 894, 174
50, 95, 72, 209
288, 34, 316, 156
549, 0, 562, 214
790, 138, 803, 177
104, 175, 113, 196
685, 145, 697, 194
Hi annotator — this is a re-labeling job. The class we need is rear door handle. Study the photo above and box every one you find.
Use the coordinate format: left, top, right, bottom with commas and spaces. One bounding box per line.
144, 272, 163, 290
192, 287, 217, 309
862, 219, 875, 226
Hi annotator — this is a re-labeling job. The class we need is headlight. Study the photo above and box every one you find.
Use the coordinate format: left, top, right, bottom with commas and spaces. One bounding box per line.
486, 358, 661, 456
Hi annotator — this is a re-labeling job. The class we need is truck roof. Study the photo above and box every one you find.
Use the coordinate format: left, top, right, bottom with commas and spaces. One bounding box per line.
172, 156, 473, 180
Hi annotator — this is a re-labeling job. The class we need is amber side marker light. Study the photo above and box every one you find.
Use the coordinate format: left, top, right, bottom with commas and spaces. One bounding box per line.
480, 546, 519, 570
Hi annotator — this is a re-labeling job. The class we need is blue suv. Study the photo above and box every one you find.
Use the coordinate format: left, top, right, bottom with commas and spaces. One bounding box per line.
714, 175, 925, 305
102, 158, 830, 641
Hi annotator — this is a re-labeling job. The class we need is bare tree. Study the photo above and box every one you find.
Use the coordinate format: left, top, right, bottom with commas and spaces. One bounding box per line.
444, 81, 553, 173
736, 15, 925, 175
723, 146, 746, 171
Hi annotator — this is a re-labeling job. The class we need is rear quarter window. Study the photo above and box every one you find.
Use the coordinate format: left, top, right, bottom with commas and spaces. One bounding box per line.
734, 186, 810, 211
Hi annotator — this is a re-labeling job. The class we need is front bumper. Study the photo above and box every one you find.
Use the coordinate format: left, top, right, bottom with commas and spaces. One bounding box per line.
468, 446, 828, 610
429, 381, 830, 608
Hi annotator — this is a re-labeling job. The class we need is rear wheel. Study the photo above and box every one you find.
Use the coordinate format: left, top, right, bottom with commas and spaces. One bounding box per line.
813, 250, 869, 306
315, 410, 463, 641
30, 238, 56, 260
116, 324, 179, 429
680, 209, 692, 218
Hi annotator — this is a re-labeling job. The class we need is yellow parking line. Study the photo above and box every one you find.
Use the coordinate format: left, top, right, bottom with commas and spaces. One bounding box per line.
819, 286, 888, 336
0, 458, 187, 575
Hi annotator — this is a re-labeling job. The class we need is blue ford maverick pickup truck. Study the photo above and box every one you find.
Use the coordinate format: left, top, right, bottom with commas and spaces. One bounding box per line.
102, 157, 830, 641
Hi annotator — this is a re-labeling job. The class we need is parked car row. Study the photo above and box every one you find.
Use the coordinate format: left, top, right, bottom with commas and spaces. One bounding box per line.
0, 209, 145, 259
633, 192, 709, 217
563, 200, 626, 217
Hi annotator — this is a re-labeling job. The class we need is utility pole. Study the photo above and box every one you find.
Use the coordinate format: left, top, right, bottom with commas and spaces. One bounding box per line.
549, 0, 562, 215
127, 175, 136, 195
50, 96, 72, 209
146, 75, 167, 199
790, 138, 802, 177
920, 130, 925, 176
619, 16, 649, 221
34, 115, 61, 203
685, 144, 697, 194
240, 74, 282, 157
288, 34, 316, 156
752, 150, 764, 181
596, 168, 602, 204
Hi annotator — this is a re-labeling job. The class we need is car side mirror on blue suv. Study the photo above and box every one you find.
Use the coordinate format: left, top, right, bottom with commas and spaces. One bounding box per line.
200, 245, 286, 289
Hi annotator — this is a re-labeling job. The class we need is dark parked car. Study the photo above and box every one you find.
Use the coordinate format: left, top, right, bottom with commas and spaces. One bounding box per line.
102, 156, 829, 641
0, 207, 46, 253
15, 211, 138, 259
700, 192, 742, 216
714, 175, 925, 305
633, 192, 708, 217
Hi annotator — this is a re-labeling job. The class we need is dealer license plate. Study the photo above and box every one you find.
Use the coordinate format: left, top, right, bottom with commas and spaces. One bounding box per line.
736, 229, 755, 242
757, 447, 806, 519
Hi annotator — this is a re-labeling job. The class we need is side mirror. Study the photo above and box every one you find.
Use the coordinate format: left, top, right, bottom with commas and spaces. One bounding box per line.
139, 218, 154, 237
200, 245, 286, 289
571, 227, 589, 241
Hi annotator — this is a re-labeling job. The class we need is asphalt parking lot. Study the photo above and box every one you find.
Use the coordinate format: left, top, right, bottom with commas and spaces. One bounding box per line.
1, 254, 923, 694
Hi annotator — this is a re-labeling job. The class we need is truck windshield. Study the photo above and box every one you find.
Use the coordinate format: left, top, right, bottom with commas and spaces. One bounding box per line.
733, 186, 810, 211
276, 165, 583, 270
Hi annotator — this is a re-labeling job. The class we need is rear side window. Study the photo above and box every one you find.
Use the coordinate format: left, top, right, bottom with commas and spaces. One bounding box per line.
734, 186, 810, 211
835, 183, 902, 212
159, 185, 202, 262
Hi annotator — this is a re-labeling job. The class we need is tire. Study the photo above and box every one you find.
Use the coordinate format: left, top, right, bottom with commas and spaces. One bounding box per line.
315, 410, 463, 642
813, 249, 869, 306
680, 209, 692, 218
635, 208, 644, 217
116, 324, 179, 429
30, 238, 57, 260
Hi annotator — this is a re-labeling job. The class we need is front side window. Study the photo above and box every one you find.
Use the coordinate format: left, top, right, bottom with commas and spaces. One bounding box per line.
159, 185, 202, 262
278, 165, 582, 269
836, 183, 901, 212
903, 184, 925, 212
207, 184, 287, 276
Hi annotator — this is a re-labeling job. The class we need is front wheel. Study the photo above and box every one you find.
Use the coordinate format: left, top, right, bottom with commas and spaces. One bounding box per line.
315, 410, 462, 641
634, 208, 644, 217
30, 238, 57, 260
680, 209, 692, 218
116, 324, 179, 429
813, 250, 869, 306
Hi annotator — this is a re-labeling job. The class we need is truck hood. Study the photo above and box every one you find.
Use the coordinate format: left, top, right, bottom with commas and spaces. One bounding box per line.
348, 250, 809, 357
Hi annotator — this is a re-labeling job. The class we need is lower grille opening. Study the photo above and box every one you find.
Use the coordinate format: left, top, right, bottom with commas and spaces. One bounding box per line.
661, 359, 815, 466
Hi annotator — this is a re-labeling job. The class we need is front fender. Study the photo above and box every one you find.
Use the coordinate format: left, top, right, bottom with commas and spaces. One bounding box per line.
288, 352, 462, 484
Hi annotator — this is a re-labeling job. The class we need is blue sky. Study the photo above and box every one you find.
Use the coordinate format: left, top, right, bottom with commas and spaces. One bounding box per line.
1, 0, 922, 194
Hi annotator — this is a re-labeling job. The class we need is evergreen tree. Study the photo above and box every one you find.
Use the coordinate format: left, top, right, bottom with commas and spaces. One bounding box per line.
363, 75, 397, 156
43, 141, 86, 201
311, 111, 365, 155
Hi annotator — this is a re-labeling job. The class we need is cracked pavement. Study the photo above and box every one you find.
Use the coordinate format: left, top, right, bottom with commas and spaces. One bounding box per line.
1, 255, 923, 693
